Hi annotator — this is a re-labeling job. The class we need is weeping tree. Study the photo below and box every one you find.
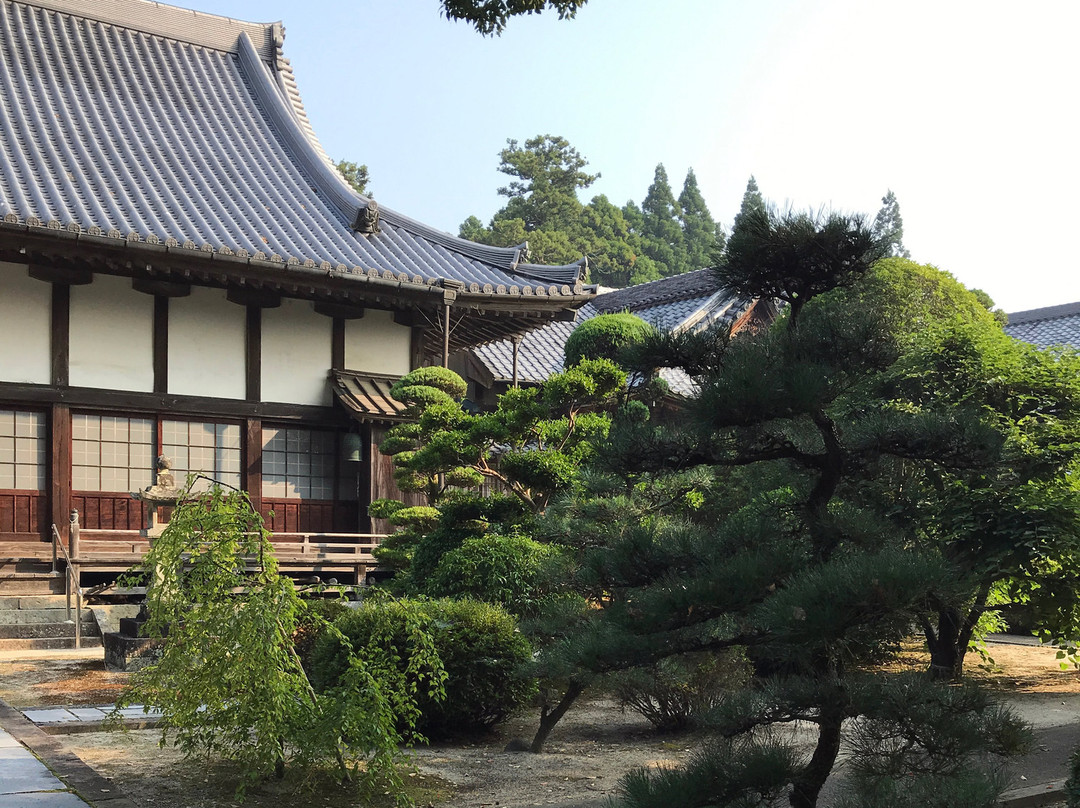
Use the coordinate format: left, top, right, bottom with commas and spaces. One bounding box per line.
111, 486, 445, 803
530, 207, 1032, 807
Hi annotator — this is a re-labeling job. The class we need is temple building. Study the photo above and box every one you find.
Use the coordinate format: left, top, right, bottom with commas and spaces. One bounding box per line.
0, 0, 592, 572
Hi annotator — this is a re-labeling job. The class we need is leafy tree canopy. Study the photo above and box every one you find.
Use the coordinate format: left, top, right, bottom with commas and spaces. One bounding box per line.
335, 159, 371, 196
440, 0, 588, 35
460, 136, 724, 287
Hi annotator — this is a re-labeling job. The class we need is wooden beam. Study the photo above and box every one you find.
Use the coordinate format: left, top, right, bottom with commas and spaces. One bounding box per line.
0, 381, 354, 424
50, 404, 71, 544
228, 287, 281, 308
50, 284, 69, 387
132, 277, 191, 297
30, 265, 92, 286
153, 296, 168, 394
315, 301, 365, 320
246, 305, 261, 402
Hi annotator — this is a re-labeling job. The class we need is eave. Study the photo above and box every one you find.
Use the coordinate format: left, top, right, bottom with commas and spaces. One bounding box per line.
0, 221, 595, 356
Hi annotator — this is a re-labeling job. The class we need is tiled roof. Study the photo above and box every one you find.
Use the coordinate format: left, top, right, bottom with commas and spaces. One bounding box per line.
1004, 301, 1080, 349
594, 268, 720, 312
0, 0, 587, 298
473, 269, 755, 390
330, 372, 408, 422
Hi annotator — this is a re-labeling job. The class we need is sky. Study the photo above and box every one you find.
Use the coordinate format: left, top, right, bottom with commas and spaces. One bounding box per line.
190, 0, 1078, 313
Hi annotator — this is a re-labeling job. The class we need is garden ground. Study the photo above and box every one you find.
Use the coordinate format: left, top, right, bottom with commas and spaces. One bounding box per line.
0, 640, 1077, 807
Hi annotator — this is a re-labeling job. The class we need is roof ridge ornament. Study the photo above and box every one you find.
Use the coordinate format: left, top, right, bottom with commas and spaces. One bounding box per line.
353, 200, 381, 235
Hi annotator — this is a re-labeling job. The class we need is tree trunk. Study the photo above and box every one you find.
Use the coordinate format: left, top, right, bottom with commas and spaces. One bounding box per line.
926, 603, 979, 681
530, 680, 586, 753
789, 704, 844, 808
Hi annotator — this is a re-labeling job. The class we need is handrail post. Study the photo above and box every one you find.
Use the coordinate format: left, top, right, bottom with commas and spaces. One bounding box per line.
51, 524, 58, 573
69, 509, 80, 560
74, 570, 82, 650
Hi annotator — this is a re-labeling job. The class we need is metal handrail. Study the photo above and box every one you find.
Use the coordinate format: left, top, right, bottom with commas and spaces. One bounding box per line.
50, 516, 82, 650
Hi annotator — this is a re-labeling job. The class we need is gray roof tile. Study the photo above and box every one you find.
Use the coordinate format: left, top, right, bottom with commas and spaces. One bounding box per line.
1004, 301, 1080, 349
474, 272, 755, 388
0, 0, 585, 295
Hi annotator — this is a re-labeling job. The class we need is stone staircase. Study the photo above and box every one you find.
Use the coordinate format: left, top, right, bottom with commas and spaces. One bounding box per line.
0, 555, 100, 650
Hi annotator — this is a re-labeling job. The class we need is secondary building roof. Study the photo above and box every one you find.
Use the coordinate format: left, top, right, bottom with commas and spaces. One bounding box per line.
0, 0, 591, 352
1004, 302, 1080, 349
473, 269, 761, 395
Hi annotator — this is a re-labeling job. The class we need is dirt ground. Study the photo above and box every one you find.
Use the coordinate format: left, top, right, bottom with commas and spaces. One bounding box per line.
1, 641, 1079, 808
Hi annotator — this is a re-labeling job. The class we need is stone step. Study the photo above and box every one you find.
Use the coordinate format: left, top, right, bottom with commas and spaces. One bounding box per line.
0, 595, 74, 609
0, 621, 99, 640
0, 635, 103, 650
0, 558, 55, 573
0, 607, 95, 625
0, 576, 67, 595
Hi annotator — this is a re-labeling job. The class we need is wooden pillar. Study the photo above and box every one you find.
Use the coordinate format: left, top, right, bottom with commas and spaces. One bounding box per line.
50, 284, 69, 387
357, 426, 373, 533
442, 303, 451, 368
49, 404, 71, 543
410, 327, 426, 370
153, 296, 168, 394
332, 317, 346, 370
511, 335, 522, 388
245, 305, 261, 401
243, 418, 262, 517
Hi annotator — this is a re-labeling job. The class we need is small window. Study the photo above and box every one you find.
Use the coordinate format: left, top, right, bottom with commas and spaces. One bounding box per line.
0, 409, 45, 491
162, 420, 242, 492
72, 414, 154, 492
262, 426, 336, 500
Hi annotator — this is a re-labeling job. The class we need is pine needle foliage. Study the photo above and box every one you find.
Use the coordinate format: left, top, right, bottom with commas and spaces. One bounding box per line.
111, 487, 445, 804
529, 210, 1041, 806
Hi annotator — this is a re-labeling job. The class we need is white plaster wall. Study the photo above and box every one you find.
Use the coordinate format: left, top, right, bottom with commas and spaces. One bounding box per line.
0, 263, 51, 385
70, 274, 154, 391
261, 297, 332, 406
169, 286, 246, 399
344, 309, 411, 376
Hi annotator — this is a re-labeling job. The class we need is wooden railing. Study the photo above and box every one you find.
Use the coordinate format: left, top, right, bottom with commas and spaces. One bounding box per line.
61, 511, 387, 584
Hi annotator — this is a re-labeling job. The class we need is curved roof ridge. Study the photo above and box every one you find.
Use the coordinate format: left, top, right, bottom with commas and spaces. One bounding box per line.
1006, 300, 1080, 325
236, 29, 585, 284
596, 268, 719, 312
236, 32, 361, 226
20, 0, 279, 59
272, 43, 336, 172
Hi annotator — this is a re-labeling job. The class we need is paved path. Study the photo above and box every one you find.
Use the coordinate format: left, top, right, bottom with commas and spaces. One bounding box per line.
0, 702, 135, 808
0, 726, 90, 807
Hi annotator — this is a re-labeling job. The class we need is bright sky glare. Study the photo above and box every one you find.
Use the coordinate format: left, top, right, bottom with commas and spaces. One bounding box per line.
191, 0, 1078, 313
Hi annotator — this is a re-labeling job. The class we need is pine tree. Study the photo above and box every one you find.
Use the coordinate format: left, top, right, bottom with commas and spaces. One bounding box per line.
872, 189, 910, 258
678, 168, 724, 270
731, 174, 766, 239
533, 207, 1032, 807
640, 164, 689, 277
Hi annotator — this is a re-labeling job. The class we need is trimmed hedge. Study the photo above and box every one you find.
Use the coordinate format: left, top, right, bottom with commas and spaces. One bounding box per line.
425, 533, 563, 617
564, 312, 655, 367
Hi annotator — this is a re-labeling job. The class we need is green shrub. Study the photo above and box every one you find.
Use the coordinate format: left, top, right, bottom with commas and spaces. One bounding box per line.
390, 366, 468, 401
1068, 746, 1080, 807
609, 651, 750, 732
310, 597, 536, 737
293, 597, 351, 672
564, 313, 655, 367
367, 498, 405, 520
425, 533, 564, 617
